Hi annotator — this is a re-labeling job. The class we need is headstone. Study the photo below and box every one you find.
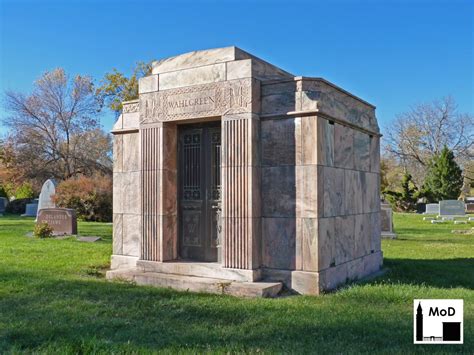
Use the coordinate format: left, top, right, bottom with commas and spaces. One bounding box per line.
423, 217, 435, 221
0, 197, 8, 215
431, 220, 445, 224
37, 179, 57, 216
454, 220, 467, 225
424, 203, 440, 215
439, 200, 465, 217
416, 203, 426, 214
381, 202, 396, 239
37, 208, 77, 235
21, 203, 38, 217
466, 203, 474, 213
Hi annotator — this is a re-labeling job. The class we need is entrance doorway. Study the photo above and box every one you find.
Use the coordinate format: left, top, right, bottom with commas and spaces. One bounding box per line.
178, 122, 221, 262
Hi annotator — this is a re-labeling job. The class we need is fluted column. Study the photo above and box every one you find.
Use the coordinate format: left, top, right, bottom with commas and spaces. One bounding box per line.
140, 122, 178, 261
221, 113, 261, 269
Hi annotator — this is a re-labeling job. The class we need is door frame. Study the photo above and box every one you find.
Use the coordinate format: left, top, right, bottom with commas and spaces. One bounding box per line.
177, 120, 222, 263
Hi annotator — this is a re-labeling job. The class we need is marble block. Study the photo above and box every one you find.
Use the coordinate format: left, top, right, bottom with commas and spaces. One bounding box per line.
139, 75, 159, 94
323, 167, 344, 217
301, 218, 318, 271
122, 214, 141, 257
353, 131, 370, 171
262, 217, 296, 270
296, 165, 319, 218
335, 215, 355, 264
318, 217, 335, 270
262, 166, 296, 217
261, 118, 296, 166
122, 133, 140, 172
317, 118, 334, 167
159, 63, 226, 90
334, 123, 354, 169
113, 214, 123, 255
300, 116, 319, 164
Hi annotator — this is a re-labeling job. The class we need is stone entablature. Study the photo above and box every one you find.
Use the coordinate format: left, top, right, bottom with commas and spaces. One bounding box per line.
139, 78, 260, 123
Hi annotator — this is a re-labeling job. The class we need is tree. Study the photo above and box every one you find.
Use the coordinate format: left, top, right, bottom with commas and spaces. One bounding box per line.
384, 172, 419, 211
423, 146, 463, 202
380, 155, 404, 192
3, 68, 112, 185
385, 96, 473, 185
96, 61, 153, 117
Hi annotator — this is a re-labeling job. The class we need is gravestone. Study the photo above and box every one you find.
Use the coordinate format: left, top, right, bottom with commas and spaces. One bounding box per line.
424, 203, 440, 215
439, 200, 465, 217
416, 203, 426, 214
21, 203, 38, 217
37, 208, 77, 235
37, 179, 57, 217
0, 197, 7, 215
466, 203, 474, 213
381, 202, 396, 239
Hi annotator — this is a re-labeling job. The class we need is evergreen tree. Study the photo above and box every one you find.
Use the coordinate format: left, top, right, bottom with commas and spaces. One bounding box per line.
423, 146, 463, 202
383, 172, 418, 211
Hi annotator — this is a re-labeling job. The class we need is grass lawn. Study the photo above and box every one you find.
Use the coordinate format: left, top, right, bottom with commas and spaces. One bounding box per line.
0, 213, 473, 354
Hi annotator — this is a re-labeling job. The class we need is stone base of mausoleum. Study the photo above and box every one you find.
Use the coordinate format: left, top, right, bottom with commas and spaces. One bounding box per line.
106, 268, 282, 298
262, 251, 383, 295
107, 251, 382, 297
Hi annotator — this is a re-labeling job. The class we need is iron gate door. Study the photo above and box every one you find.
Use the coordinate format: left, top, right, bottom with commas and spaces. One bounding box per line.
179, 123, 221, 262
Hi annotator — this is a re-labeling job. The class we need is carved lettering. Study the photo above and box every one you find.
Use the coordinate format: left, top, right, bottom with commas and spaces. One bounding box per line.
139, 79, 256, 123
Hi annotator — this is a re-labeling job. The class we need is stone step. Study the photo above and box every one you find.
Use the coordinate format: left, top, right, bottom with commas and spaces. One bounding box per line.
137, 260, 261, 282
106, 269, 282, 298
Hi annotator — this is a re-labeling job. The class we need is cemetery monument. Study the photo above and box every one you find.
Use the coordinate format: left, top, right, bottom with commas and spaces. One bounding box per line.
36, 179, 57, 217
106, 46, 382, 296
37, 208, 78, 235
381, 202, 396, 239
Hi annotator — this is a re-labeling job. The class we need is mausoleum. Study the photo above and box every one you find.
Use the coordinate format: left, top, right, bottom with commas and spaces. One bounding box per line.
106, 46, 382, 296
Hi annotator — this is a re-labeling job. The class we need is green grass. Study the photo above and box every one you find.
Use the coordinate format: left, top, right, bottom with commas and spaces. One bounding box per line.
0, 213, 473, 354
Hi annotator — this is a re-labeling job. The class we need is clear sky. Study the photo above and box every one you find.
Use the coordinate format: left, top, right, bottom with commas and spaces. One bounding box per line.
0, 0, 472, 134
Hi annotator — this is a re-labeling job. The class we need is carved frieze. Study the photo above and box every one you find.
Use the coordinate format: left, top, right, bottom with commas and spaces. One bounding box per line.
123, 102, 139, 113
139, 78, 256, 123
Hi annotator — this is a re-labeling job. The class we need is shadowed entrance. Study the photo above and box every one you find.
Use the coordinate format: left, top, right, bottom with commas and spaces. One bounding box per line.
179, 122, 221, 262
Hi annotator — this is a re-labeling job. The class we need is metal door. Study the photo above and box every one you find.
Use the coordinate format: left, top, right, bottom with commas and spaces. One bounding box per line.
179, 123, 221, 262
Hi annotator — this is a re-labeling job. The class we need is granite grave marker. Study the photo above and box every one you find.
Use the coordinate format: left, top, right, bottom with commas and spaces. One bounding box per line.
37, 208, 77, 235
439, 200, 465, 216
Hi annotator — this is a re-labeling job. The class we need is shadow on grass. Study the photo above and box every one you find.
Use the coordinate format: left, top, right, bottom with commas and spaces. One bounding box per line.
384, 258, 474, 289
0, 266, 472, 353
0, 270, 403, 353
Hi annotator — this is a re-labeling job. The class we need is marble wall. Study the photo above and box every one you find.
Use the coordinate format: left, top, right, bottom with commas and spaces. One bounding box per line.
261, 114, 382, 291
112, 125, 141, 259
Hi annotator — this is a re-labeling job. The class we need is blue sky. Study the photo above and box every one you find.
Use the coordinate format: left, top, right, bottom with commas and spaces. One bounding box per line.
0, 0, 472, 134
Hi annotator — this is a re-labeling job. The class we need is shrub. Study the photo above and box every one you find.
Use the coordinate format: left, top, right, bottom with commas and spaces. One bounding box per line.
54, 175, 112, 222
383, 172, 419, 212
0, 185, 8, 199
15, 182, 35, 199
5, 198, 34, 214
34, 222, 54, 238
